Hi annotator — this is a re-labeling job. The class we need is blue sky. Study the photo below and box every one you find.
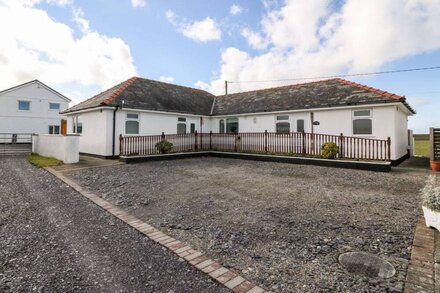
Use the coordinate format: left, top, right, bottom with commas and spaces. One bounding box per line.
0, 0, 439, 133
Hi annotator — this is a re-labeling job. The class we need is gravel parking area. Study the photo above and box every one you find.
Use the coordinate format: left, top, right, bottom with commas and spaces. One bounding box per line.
0, 156, 226, 292
70, 157, 427, 292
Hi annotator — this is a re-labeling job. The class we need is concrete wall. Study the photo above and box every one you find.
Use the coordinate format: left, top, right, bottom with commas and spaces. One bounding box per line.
32, 134, 79, 163
0, 82, 69, 134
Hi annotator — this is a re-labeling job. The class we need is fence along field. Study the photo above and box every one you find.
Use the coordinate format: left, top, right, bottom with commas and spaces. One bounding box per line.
120, 131, 391, 161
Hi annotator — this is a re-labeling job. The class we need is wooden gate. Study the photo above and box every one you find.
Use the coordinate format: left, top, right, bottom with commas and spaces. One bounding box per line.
430, 128, 440, 161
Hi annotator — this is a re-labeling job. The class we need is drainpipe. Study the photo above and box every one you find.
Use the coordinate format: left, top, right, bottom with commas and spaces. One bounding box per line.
112, 105, 120, 158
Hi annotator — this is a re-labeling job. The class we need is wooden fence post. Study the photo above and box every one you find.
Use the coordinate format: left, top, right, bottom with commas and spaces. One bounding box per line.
234, 132, 238, 152
339, 133, 344, 159
264, 130, 268, 153
302, 131, 306, 156
119, 134, 123, 156
161, 132, 165, 141
194, 131, 198, 151
387, 137, 391, 161
209, 131, 212, 150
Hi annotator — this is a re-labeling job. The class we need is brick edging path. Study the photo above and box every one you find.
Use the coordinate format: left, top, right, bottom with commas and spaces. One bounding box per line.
404, 217, 435, 292
45, 167, 266, 293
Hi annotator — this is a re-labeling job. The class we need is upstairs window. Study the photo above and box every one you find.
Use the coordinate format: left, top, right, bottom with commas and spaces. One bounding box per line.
353, 109, 372, 135
18, 101, 30, 111
125, 113, 139, 134
226, 118, 239, 133
49, 103, 60, 110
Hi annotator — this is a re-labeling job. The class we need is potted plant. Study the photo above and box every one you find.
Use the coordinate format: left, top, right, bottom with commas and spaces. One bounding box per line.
321, 142, 339, 159
431, 160, 440, 172
155, 140, 173, 154
422, 175, 440, 230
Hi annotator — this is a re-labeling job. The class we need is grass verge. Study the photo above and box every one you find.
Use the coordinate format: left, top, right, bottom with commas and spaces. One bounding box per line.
414, 140, 430, 157
27, 153, 62, 168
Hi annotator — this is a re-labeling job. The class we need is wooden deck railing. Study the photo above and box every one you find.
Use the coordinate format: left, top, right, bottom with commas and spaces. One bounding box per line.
430, 128, 440, 161
119, 131, 391, 161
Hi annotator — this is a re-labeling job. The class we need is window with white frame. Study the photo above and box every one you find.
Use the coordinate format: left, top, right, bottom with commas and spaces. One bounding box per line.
219, 119, 225, 133
49, 103, 60, 110
72, 116, 83, 134
296, 119, 305, 132
18, 100, 30, 111
177, 117, 187, 134
276, 115, 290, 133
48, 125, 60, 134
352, 109, 372, 135
125, 113, 139, 134
226, 118, 239, 133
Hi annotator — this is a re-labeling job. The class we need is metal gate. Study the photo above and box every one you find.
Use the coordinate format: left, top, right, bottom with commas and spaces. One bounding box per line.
431, 128, 440, 161
0, 133, 33, 156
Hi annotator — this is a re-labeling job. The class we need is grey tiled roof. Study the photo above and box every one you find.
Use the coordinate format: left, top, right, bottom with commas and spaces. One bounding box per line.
62, 77, 415, 115
62, 77, 215, 115
212, 78, 415, 115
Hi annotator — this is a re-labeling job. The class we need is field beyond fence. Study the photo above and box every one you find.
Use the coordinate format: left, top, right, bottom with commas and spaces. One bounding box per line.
120, 131, 391, 162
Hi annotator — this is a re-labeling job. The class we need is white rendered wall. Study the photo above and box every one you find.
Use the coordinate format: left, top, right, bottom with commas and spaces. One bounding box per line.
393, 106, 410, 160
32, 134, 79, 163
66, 110, 111, 156
0, 82, 69, 134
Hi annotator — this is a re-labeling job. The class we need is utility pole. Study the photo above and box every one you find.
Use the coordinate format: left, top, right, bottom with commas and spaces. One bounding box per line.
225, 80, 228, 95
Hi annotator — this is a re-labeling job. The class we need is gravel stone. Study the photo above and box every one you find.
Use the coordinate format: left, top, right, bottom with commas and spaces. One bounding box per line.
0, 156, 227, 292
69, 157, 427, 292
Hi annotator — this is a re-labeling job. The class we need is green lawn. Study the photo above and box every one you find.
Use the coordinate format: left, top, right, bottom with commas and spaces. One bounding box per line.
414, 140, 430, 157
27, 153, 62, 168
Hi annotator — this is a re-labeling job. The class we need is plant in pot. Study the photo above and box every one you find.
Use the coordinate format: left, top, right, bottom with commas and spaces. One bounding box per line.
431, 160, 440, 172
321, 142, 339, 159
422, 175, 440, 230
155, 140, 173, 154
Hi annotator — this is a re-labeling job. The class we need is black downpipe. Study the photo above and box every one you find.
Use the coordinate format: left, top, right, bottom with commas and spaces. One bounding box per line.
112, 105, 120, 158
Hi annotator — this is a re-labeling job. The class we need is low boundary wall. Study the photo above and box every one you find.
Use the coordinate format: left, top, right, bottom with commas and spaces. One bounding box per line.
32, 134, 79, 164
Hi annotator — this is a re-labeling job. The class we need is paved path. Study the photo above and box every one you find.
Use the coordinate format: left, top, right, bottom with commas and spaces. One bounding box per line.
0, 156, 226, 292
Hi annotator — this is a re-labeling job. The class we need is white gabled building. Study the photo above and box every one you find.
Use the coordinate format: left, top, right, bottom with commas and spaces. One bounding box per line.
61, 77, 415, 164
0, 80, 71, 136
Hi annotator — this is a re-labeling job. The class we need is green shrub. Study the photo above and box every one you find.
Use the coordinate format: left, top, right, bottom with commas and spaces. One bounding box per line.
155, 140, 173, 154
321, 142, 339, 159
422, 176, 440, 211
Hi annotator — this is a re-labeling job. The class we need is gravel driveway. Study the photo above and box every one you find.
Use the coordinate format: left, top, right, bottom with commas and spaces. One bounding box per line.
0, 156, 226, 292
70, 157, 427, 292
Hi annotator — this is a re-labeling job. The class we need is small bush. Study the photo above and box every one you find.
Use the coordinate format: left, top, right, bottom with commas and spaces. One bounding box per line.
27, 153, 62, 168
155, 140, 173, 154
321, 142, 339, 159
422, 175, 440, 211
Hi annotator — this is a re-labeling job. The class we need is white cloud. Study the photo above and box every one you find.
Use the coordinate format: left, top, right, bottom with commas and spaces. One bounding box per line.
241, 28, 268, 50
197, 0, 440, 95
0, 0, 137, 95
230, 4, 243, 15
72, 7, 90, 34
159, 76, 174, 83
131, 0, 146, 8
165, 10, 221, 43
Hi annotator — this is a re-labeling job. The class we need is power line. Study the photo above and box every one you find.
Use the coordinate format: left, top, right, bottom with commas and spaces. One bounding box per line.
227, 66, 440, 84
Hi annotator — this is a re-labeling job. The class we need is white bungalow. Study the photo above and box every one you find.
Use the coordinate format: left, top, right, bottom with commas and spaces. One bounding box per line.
61, 77, 415, 164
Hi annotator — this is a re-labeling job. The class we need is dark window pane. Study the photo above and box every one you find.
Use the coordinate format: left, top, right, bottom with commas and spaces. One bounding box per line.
177, 123, 186, 134
190, 123, 195, 134
276, 122, 290, 133
277, 115, 289, 121
297, 119, 305, 132
18, 101, 30, 111
226, 118, 239, 133
49, 103, 60, 110
354, 110, 371, 117
219, 120, 225, 133
127, 113, 138, 119
353, 119, 372, 135
178, 117, 186, 122
126, 121, 139, 134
